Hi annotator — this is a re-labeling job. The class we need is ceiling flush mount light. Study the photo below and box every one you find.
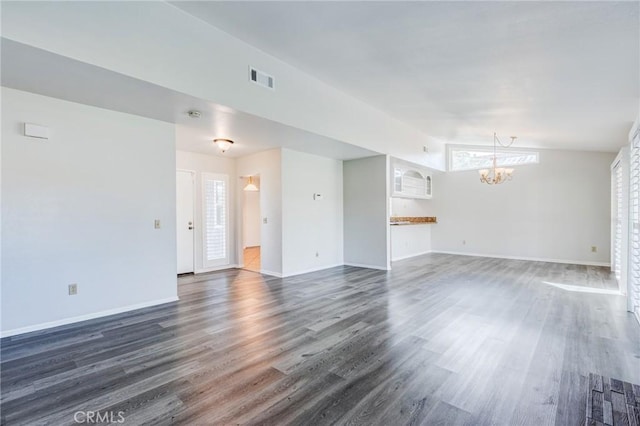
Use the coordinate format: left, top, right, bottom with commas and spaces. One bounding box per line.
213, 138, 234, 153
244, 176, 258, 192
479, 132, 517, 185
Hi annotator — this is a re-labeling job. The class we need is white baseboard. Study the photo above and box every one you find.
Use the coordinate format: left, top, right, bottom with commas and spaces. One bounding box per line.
430, 250, 611, 267
194, 264, 239, 274
281, 263, 344, 278
260, 269, 283, 278
0, 296, 179, 338
391, 250, 433, 262
343, 262, 391, 271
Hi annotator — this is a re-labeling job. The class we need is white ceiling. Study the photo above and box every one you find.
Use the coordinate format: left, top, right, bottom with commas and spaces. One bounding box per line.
172, 1, 640, 152
1, 38, 378, 160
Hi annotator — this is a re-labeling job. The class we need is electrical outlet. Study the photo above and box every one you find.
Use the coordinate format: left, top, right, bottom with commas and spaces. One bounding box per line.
154, 219, 161, 229
263, 217, 268, 224
68, 283, 78, 295
591, 246, 597, 253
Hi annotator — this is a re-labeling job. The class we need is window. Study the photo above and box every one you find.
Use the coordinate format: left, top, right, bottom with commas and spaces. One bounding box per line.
448, 145, 539, 172
202, 173, 229, 267
613, 161, 623, 282
629, 128, 640, 321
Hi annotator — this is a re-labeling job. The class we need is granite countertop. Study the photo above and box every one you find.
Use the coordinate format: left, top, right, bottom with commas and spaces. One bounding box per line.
390, 216, 437, 225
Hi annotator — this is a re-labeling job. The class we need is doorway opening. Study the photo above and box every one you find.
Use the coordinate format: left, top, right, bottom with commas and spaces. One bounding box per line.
242, 175, 261, 272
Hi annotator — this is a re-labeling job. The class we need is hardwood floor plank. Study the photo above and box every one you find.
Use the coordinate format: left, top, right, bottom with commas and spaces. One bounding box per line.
1, 254, 638, 425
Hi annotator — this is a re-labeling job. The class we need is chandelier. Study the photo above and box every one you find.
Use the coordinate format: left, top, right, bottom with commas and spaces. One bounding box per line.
479, 132, 517, 185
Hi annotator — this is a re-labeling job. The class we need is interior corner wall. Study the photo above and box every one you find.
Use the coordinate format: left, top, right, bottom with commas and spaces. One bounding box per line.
343, 155, 390, 270
1, 87, 177, 336
431, 149, 616, 265
281, 149, 343, 277
175, 150, 237, 272
237, 149, 282, 276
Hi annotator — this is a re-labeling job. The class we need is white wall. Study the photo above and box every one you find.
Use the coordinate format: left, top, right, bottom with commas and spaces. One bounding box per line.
391, 198, 436, 217
175, 150, 237, 272
344, 155, 390, 270
1, 1, 445, 170
281, 149, 343, 276
242, 183, 261, 248
432, 149, 615, 265
237, 149, 282, 276
391, 225, 432, 261
1, 88, 177, 336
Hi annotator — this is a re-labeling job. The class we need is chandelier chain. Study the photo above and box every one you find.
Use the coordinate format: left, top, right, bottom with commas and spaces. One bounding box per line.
478, 132, 517, 185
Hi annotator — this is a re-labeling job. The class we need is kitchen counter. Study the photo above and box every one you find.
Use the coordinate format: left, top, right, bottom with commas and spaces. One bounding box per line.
390, 216, 437, 225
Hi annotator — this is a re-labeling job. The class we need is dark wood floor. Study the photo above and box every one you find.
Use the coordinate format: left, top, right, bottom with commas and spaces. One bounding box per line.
1, 254, 639, 425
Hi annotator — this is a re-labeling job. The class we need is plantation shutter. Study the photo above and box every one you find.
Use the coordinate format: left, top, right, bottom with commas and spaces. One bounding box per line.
614, 162, 623, 282
629, 126, 640, 321
202, 173, 229, 267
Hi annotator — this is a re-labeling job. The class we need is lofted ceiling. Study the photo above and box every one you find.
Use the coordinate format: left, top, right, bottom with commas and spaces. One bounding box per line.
172, 1, 640, 152
1, 39, 377, 160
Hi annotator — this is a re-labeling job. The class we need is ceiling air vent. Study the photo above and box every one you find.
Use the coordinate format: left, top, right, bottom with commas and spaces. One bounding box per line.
249, 66, 274, 90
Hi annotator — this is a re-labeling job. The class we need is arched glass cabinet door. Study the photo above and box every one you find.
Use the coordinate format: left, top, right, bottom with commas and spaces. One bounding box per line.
401, 170, 427, 198
394, 168, 403, 193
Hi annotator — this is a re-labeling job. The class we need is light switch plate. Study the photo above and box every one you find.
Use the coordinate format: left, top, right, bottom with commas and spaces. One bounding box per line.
154, 219, 161, 229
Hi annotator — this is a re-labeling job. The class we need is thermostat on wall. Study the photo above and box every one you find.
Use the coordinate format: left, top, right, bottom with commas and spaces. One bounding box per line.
24, 123, 49, 140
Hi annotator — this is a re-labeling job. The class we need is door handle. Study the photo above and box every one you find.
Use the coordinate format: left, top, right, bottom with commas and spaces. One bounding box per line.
188, 226, 193, 230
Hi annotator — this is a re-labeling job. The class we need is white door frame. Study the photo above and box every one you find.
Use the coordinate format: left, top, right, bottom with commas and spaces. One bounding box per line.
176, 169, 196, 274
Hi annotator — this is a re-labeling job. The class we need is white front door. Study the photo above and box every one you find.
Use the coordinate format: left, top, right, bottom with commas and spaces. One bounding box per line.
176, 171, 194, 274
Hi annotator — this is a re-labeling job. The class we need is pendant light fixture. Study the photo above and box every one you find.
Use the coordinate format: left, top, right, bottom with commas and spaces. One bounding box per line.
244, 176, 258, 192
213, 138, 234, 153
478, 132, 517, 185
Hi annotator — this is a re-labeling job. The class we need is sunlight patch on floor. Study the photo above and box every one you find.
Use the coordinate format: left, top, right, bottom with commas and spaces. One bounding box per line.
542, 281, 621, 295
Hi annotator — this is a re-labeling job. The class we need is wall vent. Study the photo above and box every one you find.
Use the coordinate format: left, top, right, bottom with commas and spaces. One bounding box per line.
249, 66, 274, 90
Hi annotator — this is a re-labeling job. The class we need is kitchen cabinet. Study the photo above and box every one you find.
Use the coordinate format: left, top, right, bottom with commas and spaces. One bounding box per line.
392, 166, 432, 199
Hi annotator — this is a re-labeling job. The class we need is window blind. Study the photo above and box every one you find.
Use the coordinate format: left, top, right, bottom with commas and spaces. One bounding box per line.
614, 163, 623, 281
203, 173, 229, 266
629, 129, 640, 319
